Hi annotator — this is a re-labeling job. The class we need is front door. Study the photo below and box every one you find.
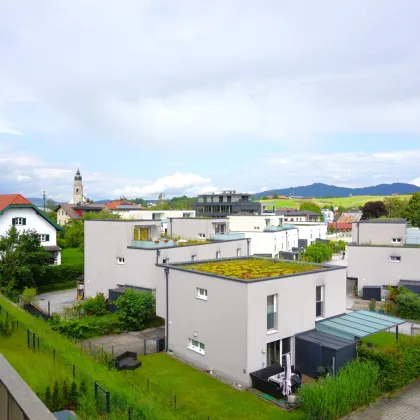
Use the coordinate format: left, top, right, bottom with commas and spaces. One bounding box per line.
266, 340, 280, 366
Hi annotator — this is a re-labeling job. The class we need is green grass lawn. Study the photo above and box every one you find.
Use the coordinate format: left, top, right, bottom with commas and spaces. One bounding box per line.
0, 296, 302, 420
362, 332, 399, 348
259, 195, 412, 210
61, 247, 84, 265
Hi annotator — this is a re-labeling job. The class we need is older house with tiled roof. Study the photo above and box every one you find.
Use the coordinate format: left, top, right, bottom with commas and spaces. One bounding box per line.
56, 203, 106, 226
0, 194, 64, 264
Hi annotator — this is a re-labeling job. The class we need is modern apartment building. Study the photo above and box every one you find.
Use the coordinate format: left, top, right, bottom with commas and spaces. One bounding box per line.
84, 220, 248, 298
275, 210, 322, 223
155, 258, 346, 387
347, 219, 420, 293
195, 191, 262, 217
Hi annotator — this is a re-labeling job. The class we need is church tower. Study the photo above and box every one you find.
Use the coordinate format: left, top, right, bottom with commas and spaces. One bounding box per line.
73, 169, 84, 204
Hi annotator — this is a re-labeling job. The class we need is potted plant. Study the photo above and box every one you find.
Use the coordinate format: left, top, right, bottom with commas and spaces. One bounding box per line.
164, 239, 169, 243
384, 300, 395, 315
368, 298, 376, 312
154, 240, 160, 244
352, 286, 358, 297
389, 286, 397, 301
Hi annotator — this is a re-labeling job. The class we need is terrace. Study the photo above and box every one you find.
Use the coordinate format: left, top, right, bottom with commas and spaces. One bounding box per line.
179, 258, 322, 280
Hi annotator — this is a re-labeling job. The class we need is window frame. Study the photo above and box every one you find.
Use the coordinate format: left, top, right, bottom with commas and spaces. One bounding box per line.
237, 248, 241, 257
14, 217, 24, 225
196, 288, 208, 300
215, 251, 221, 259
390, 255, 401, 263
188, 338, 205, 355
267, 294, 278, 333
198, 233, 206, 239
191, 254, 197, 262
39, 234, 46, 242
117, 257, 125, 265
391, 238, 402, 244
316, 285, 324, 319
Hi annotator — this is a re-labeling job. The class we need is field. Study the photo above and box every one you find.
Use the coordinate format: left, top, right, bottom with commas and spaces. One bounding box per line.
61, 247, 84, 265
259, 195, 412, 210
0, 295, 303, 420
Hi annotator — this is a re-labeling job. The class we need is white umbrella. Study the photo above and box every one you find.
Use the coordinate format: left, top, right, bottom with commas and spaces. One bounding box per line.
283, 353, 292, 396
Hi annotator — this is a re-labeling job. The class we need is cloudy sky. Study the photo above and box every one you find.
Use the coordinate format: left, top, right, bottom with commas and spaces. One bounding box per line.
1, 1, 420, 200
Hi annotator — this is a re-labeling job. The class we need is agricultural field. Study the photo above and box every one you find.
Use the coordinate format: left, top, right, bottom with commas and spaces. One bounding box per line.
259, 195, 412, 210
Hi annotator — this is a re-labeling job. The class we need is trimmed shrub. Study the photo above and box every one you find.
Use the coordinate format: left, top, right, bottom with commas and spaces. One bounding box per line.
358, 336, 420, 392
396, 290, 420, 320
299, 360, 379, 420
82, 294, 107, 316
35, 263, 83, 292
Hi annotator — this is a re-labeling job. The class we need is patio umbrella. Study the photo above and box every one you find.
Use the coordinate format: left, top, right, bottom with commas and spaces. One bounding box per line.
283, 353, 292, 396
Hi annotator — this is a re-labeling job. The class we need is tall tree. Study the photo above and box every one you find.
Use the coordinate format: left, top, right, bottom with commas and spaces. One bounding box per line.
361, 201, 387, 219
0, 227, 50, 292
383, 197, 409, 218
406, 192, 420, 227
299, 201, 322, 214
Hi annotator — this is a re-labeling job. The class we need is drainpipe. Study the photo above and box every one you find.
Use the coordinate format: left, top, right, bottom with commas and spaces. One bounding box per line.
356, 223, 360, 245
246, 238, 251, 256
165, 267, 169, 352
169, 218, 173, 237
156, 249, 161, 265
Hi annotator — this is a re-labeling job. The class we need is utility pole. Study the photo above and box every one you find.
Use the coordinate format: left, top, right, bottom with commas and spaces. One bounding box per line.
43, 190, 46, 212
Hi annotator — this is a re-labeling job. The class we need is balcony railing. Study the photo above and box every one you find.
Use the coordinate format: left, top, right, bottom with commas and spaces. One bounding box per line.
210, 232, 245, 241
131, 239, 179, 249
264, 225, 297, 232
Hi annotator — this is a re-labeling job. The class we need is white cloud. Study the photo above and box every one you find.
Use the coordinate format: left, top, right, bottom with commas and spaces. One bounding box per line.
260, 186, 269, 192
411, 178, 420, 187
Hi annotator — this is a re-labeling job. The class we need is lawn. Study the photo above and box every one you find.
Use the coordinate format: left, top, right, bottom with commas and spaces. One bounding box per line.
0, 295, 302, 420
258, 195, 412, 210
362, 332, 399, 348
61, 247, 84, 265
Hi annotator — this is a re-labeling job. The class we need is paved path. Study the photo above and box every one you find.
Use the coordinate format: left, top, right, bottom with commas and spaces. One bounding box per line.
346, 380, 420, 419
36, 289, 77, 314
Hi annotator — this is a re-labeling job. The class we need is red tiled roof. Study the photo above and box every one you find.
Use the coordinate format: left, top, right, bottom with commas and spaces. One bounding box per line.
328, 222, 353, 230
104, 200, 140, 210
0, 194, 32, 212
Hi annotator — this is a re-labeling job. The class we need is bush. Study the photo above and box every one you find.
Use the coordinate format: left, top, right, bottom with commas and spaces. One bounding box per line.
301, 242, 333, 263
0, 320, 12, 337
21, 287, 38, 305
358, 336, 420, 392
300, 360, 379, 420
35, 263, 83, 292
396, 290, 420, 320
82, 294, 107, 316
116, 289, 155, 331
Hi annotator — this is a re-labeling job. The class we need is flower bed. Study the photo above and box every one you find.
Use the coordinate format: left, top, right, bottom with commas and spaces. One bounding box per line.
181, 258, 320, 280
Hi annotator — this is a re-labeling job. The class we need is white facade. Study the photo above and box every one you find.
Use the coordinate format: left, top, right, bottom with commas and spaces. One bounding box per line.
244, 229, 298, 257
156, 262, 346, 387
293, 223, 327, 246
228, 215, 284, 232
0, 207, 62, 264
84, 220, 248, 298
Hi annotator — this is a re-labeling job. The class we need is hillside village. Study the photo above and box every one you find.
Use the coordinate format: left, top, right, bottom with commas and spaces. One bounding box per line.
2, 169, 420, 419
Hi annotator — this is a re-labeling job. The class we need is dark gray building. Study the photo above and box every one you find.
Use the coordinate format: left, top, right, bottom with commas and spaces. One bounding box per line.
195, 190, 262, 217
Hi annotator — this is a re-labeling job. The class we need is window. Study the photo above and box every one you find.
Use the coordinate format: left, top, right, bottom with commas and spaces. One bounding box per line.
196, 288, 207, 300
117, 257, 125, 264
188, 339, 205, 355
39, 234, 50, 242
390, 256, 401, 262
316, 286, 324, 318
163, 258, 169, 264
267, 294, 277, 331
183, 213, 191, 218
266, 337, 292, 367
191, 254, 197, 261
12, 217, 26, 226
216, 251, 221, 259
237, 248, 241, 257
392, 238, 402, 244
198, 233, 206, 239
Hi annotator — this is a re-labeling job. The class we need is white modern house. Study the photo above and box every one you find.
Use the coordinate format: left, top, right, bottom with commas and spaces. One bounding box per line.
347, 219, 420, 294
155, 258, 346, 387
84, 219, 248, 298
0, 194, 64, 264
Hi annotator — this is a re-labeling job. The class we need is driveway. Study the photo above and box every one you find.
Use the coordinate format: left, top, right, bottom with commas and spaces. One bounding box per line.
82, 327, 165, 357
345, 380, 420, 419
36, 289, 77, 315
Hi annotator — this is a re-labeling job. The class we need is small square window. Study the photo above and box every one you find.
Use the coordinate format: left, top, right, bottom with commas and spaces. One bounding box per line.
197, 288, 207, 300
117, 257, 125, 264
390, 256, 401, 262
237, 248, 241, 257
392, 238, 402, 244
15, 217, 24, 225
198, 233, 206, 239
191, 255, 197, 261
188, 338, 205, 355
39, 234, 46, 242
216, 251, 221, 259
163, 258, 169, 264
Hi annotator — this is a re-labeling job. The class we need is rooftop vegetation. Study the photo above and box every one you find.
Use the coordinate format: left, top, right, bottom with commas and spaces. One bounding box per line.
181, 258, 321, 280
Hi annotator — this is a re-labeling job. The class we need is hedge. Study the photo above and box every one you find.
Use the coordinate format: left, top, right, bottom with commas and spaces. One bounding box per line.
396, 290, 420, 320
358, 336, 420, 392
35, 263, 83, 293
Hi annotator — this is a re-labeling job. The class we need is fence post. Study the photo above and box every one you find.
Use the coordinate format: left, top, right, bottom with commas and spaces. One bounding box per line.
73, 365, 76, 379
173, 394, 176, 409
147, 378, 150, 391
48, 300, 51, 316
32, 332, 36, 352
94, 381, 98, 399
156, 337, 159, 353
27, 329, 30, 349
16, 320, 18, 332
6, 311, 8, 321
105, 391, 110, 413
53, 349, 56, 364
112, 346, 114, 357
332, 357, 336, 376
128, 408, 132, 420
37, 337, 40, 353
144, 339, 146, 355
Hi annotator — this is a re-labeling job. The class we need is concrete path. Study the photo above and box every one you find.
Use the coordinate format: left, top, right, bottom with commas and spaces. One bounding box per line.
36, 289, 77, 315
345, 380, 420, 419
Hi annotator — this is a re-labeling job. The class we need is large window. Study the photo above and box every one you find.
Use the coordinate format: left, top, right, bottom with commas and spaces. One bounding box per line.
266, 337, 292, 366
267, 294, 277, 331
316, 286, 324, 318
188, 339, 205, 355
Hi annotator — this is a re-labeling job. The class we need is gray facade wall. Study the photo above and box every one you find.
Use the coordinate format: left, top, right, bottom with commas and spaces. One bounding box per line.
169, 218, 228, 240
156, 265, 346, 387
85, 220, 247, 298
352, 222, 406, 245
347, 245, 420, 290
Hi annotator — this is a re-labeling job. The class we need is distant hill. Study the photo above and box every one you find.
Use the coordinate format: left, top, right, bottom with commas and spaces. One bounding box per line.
27, 197, 52, 207
253, 183, 420, 198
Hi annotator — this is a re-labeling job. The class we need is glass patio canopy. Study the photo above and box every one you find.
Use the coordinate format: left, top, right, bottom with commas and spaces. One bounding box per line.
316, 310, 406, 341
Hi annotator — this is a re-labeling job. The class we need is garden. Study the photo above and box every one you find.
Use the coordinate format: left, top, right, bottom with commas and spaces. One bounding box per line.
182, 258, 320, 280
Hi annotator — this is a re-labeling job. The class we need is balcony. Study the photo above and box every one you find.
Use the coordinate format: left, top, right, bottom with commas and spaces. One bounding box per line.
210, 232, 245, 241
131, 239, 179, 249
264, 225, 296, 232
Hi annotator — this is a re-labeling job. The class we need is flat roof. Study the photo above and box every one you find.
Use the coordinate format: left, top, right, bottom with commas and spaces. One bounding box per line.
161, 257, 345, 283
354, 218, 406, 224
296, 329, 354, 350
316, 310, 405, 341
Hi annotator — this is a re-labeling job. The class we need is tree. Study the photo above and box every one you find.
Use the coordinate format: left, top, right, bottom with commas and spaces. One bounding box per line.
301, 242, 332, 263
45, 198, 56, 211
0, 227, 50, 292
116, 289, 155, 330
300, 201, 322, 214
272, 193, 279, 199
406, 192, 420, 227
154, 192, 170, 210
261, 196, 269, 200
383, 197, 409, 218
361, 201, 387, 219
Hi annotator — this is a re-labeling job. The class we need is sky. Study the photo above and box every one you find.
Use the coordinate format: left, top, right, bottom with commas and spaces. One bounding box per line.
1, 0, 420, 201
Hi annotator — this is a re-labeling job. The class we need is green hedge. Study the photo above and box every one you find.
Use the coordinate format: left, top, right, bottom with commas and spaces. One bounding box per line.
299, 360, 379, 420
37, 281, 77, 294
35, 263, 83, 292
396, 290, 420, 320
358, 336, 420, 392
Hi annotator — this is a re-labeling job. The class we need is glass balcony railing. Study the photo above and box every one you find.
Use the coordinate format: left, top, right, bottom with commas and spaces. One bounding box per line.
210, 232, 245, 241
131, 239, 179, 248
